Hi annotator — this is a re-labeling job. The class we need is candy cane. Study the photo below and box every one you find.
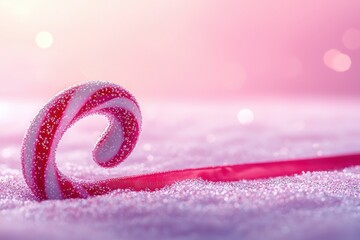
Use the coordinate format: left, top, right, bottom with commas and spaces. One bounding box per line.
22, 81, 141, 200
21, 81, 360, 200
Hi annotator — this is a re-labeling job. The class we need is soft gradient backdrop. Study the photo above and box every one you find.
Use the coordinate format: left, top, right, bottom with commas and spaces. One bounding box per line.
1, 2, 360, 240
0, 0, 359, 100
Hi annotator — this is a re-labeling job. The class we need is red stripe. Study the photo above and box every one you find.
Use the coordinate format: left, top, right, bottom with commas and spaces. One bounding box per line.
57, 172, 84, 199
32, 88, 77, 200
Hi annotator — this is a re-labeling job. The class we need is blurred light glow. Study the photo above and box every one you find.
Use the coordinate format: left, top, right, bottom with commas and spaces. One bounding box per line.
342, 28, 360, 50
35, 31, 54, 49
316, 150, 323, 156
143, 143, 152, 151
0, 1, 360, 98
0, 103, 10, 121
332, 53, 352, 72
323, 49, 339, 67
1, 147, 16, 159
147, 154, 154, 161
237, 108, 254, 125
323, 49, 351, 72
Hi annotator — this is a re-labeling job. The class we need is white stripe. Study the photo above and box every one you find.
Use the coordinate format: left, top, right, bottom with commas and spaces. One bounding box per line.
93, 118, 123, 164
23, 108, 48, 190
45, 162, 62, 199
60, 83, 106, 133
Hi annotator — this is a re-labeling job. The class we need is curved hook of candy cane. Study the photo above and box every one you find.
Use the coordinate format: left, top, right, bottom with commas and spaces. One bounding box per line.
21, 81, 142, 200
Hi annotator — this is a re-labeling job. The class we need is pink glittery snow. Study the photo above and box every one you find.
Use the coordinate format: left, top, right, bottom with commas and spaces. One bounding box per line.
0, 99, 359, 240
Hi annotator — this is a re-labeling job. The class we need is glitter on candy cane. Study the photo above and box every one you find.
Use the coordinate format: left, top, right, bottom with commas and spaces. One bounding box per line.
21, 81, 142, 200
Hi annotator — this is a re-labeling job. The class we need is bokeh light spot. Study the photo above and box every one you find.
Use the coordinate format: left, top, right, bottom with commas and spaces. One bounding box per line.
1, 147, 16, 159
143, 143, 152, 151
342, 28, 360, 50
323, 49, 351, 72
237, 108, 254, 125
332, 53, 351, 72
0, 102, 10, 121
35, 31, 54, 49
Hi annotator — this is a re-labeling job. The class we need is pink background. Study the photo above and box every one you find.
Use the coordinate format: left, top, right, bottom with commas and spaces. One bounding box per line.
0, 0, 360, 100
1, 2, 360, 240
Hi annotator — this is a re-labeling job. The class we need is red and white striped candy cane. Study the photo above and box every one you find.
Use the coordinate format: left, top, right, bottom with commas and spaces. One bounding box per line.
22, 81, 360, 201
21, 81, 142, 200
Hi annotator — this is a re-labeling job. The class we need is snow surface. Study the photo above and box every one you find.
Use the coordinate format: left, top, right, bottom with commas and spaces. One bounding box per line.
0, 98, 359, 240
